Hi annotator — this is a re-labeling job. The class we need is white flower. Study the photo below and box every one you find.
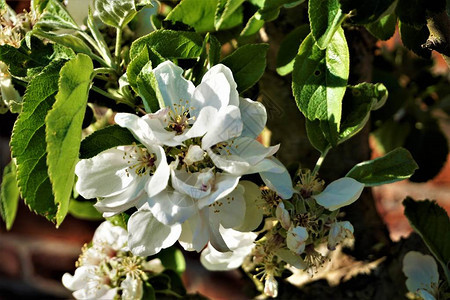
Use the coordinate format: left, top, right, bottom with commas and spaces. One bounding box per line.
276, 201, 291, 230
120, 274, 143, 300
200, 227, 257, 271
264, 274, 278, 298
233, 181, 265, 232
287, 226, 308, 255
75, 143, 170, 217
313, 177, 364, 211
327, 221, 354, 250
402, 251, 439, 299
62, 266, 117, 300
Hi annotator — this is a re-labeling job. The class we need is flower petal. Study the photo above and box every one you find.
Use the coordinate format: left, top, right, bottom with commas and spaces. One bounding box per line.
128, 210, 181, 256
193, 64, 239, 110
402, 251, 439, 295
92, 221, 128, 251
184, 106, 218, 139
179, 209, 209, 252
260, 157, 295, 199
208, 184, 245, 229
75, 148, 135, 199
152, 61, 195, 108
146, 145, 170, 197
197, 173, 241, 208
171, 168, 212, 199
239, 97, 267, 139
287, 226, 308, 255
147, 189, 196, 225
313, 177, 364, 211
233, 181, 265, 232
202, 106, 243, 149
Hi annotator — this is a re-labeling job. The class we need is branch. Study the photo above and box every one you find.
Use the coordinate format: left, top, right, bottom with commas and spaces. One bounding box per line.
423, 11, 450, 68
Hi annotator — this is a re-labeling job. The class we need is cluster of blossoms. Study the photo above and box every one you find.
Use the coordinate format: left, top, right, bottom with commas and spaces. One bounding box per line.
63, 221, 164, 300
75, 61, 294, 258
0, 61, 21, 114
75, 61, 366, 298
0, 4, 36, 48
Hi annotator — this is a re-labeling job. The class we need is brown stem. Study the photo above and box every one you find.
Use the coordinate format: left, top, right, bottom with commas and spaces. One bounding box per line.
424, 11, 450, 68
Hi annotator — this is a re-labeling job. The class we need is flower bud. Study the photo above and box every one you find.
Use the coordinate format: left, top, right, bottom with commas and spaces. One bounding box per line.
184, 145, 205, 165
286, 226, 308, 255
276, 202, 291, 230
327, 221, 354, 250
264, 274, 278, 298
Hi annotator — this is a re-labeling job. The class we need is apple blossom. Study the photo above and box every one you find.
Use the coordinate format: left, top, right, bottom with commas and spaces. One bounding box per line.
402, 251, 439, 300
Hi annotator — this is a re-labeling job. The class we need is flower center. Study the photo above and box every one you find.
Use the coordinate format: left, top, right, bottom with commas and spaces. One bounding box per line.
165, 101, 195, 135
124, 145, 157, 177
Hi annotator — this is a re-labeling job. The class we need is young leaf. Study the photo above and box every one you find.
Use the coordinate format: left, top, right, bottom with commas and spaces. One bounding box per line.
340, 0, 395, 24
32, 29, 94, 57
0, 161, 20, 230
37, 0, 79, 31
221, 43, 269, 93
308, 0, 346, 49
292, 28, 349, 146
276, 25, 310, 76
306, 119, 330, 154
215, 0, 245, 30
87, 8, 114, 67
127, 46, 150, 90
95, 0, 137, 29
158, 248, 187, 274
165, 0, 243, 33
399, 21, 432, 59
45, 54, 93, 227
339, 82, 388, 143
130, 30, 203, 61
68, 199, 103, 221
137, 61, 163, 113
0, 37, 54, 79
403, 198, 450, 284
10, 60, 66, 221
79, 125, 138, 159
346, 147, 418, 186
365, 13, 397, 41
208, 34, 222, 66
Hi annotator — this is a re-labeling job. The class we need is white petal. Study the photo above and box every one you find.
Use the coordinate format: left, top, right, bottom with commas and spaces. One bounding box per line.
121, 275, 143, 300
276, 202, 291, 230
147, 189, 196, 225
202, 106, 243, 149
208, 184, 245, 229
224, 137, 279, 166
152, 61, 195, 108
114, 113, 159, 148
402, 251, 439, 295
193, 64, 239, 110
313, 177, 364, 211
287, 226, 308, 255
171, 168, 212, 199
184, 145, 206, 166
146, 145, 170, 197
239, 97, 267, 139
327, 221, 354, 251
207, 148, 250, 175
184, 106, 218, 139
128, 210, 181, 256
94, 179, 146, 215
62, 266, 94, 291
92, 221, 128, 251
75, 148, 135, 199
233, 181, 265, 232
197, 173, 241, 208
178, 210, 209, 252
208, 222, 230, 252
260, 157, 295, 199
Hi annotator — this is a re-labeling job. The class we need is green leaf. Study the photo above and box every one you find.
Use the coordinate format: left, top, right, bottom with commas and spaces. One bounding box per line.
130, 30, 203, 61
0, 37, 54, 79
221, 43, 269, 92
0, 161, 20, 230
403, 198, 450, 284
365, 13, 397, 41
10, 60, 66, 221
162, 270, 187, 296
339, 82, 388, 143
166, 0, 243, 33
127, 46, 150, 90
32, 29, 94, 57
306, 119, 330, 154
309, 0, 346, 49
137, 61, 162, 113
340, 0, 395, 24
68, 199, 103, 221
292, 27, 349, 146
208, 34, 222, 66
87, 8, 114, 67
346, 147, 418, 186
158, 248, 186, 274
37, 0, 79, 31
79, 125, 138, 159
45, 54, 93, 226
395, 0, 427, 28
276, 25, 310, 76
95, 0, 137, 29
240, 13, 265, 37
215, 0, 245, 30
399, 21, 432, 59
371, 120, 411, 154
